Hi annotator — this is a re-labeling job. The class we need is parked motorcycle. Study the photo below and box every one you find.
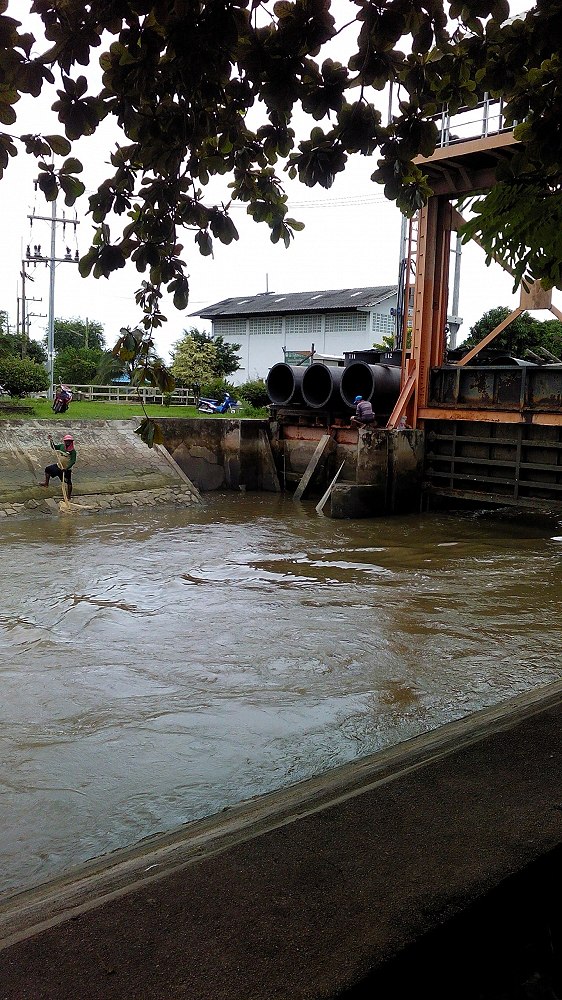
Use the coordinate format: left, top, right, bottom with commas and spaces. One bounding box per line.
197, 392, 236, 414
52, 385, 73, 414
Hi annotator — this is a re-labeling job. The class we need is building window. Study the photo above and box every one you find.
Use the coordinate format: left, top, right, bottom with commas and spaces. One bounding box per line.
324, 312, 368, 332
213, 318, 247, 337
249, 317, 283, 335
285, 314, 322, 336
371, 312, 394, 334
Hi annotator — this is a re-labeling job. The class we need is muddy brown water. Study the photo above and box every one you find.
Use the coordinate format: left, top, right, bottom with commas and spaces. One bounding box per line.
1, 494, 561, 898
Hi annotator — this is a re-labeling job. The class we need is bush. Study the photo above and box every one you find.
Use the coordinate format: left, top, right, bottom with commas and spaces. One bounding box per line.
54, 346, 103, 385
199, 376, 236, 400
235, 402, 268, 418
0, 356, 49, 396
237, 378, 269, 408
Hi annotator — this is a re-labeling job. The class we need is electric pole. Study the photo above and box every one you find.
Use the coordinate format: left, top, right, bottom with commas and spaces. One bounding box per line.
27, 196, 80, 399
17, 267, 42, 357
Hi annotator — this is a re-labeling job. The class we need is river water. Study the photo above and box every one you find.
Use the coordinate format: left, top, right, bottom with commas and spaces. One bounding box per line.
1, 495, 561, 898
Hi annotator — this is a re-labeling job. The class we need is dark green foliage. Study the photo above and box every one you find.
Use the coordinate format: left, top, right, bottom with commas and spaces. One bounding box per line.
112, 327, 170, 389
94, 350, 129, 385
53, 346, 104, 384
187, 328, 241, 379
0, 330, 47, 364
199, 377, 237, 401
133, 416, 164, 449
3, 2, 562, 436
237, 379, 269, 408
0, 356, 49, 396
50, 317, 105, 352
463, 307, 562, 359
3, 0, 562, 307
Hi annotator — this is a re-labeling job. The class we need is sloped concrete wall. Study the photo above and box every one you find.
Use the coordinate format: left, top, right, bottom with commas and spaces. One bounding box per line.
0, 420, 192, 506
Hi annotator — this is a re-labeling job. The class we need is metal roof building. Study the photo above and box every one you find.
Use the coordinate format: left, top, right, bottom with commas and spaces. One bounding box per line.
192, 286, 399, 383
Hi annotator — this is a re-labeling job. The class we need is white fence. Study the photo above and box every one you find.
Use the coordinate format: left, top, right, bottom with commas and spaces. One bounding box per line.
66, 384, 196, 405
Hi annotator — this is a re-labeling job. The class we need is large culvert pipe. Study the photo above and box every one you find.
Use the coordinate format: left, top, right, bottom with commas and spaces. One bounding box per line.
341, 362, 401, 412
301, 363, 345, 409
266, 364, 306, 405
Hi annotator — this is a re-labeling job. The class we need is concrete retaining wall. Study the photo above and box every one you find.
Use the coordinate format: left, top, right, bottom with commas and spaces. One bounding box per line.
159, 417, 280, 492
331, 427, 425, 518
268, 424, 425, 516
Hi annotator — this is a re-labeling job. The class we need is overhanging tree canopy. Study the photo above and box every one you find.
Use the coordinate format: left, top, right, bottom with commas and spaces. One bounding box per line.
2, 2, 562, 294
2, 1, 562, 436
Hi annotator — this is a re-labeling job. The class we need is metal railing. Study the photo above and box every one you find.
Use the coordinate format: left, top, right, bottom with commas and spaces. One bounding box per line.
387, 85, 511, 147
436, 96, 509, 147
66, 384, 196, 405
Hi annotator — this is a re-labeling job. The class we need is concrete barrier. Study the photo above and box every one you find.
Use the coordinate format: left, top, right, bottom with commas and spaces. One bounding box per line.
0, 419, 200, 510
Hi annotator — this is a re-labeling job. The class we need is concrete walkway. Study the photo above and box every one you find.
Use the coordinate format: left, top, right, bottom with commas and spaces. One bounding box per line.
1, 682, 560, 999
0, 420, 200, 509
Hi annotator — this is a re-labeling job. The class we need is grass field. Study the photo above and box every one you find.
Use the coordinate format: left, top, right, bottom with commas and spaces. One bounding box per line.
0, 398, 267, 420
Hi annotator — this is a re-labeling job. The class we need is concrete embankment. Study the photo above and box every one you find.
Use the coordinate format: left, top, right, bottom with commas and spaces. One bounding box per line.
0, 419, 201, 516
0, 682, 560, 999
158, 416, 281, 493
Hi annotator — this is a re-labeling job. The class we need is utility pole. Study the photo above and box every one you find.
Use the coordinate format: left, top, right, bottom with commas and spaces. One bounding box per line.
27, 196, 80, 399
27, 311, 47, 340
17, 267, 41, 357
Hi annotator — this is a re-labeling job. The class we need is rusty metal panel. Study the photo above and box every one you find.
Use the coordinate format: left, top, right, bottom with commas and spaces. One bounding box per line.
424, 419, 562, 506
528, 368, 562, 409
429, 366, 562, 413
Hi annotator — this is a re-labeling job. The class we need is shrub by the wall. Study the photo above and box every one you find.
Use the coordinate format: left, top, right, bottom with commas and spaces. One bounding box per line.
0, 356, 49, 396
237, 379, 268, 408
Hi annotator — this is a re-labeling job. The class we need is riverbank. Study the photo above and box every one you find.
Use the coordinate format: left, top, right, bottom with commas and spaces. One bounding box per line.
1, 682, 561, 999
0, 418, 202, 506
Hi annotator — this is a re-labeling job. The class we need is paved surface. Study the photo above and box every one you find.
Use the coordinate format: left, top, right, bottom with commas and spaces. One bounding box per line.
1, 683, 560, 1000
0, 420, 191, 505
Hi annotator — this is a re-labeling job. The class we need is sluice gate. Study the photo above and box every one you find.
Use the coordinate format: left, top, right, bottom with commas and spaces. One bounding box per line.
421, 363, 562, 508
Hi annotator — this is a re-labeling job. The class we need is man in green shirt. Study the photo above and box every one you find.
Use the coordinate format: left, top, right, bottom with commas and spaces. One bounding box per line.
39, 433, 77, 500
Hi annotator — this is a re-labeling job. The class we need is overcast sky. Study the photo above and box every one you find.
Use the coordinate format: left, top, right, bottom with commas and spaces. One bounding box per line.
0, 0, 549, 364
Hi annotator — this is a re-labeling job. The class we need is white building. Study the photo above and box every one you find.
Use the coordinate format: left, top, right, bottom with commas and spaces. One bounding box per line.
193, 285, 399, 384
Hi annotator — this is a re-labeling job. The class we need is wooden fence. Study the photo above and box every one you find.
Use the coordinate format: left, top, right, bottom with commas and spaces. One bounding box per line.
66, 385, 196, 405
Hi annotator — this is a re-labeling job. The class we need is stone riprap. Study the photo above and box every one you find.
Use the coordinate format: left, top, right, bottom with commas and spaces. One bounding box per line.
0, 485, 198, 519
0, 419, 201, 511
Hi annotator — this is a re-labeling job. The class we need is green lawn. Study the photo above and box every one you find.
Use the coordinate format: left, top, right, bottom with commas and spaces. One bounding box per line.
0, 398, 267, 420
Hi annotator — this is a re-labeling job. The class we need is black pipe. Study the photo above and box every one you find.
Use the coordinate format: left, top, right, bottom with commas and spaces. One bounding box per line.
301, 363, 345, 409
340, 362, 401, 412
266, 364, 306, 405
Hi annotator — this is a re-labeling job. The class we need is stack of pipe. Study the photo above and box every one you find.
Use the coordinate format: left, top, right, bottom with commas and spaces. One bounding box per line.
266, 361, 400, 415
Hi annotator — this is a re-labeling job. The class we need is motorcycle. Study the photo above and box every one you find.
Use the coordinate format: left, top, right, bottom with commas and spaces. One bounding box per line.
197, 393, 236, 414
52, 385, 73, 414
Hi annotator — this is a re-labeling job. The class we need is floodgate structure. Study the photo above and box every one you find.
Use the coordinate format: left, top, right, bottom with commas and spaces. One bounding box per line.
0, 104, 561, 999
